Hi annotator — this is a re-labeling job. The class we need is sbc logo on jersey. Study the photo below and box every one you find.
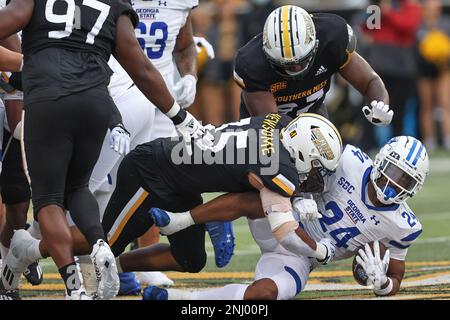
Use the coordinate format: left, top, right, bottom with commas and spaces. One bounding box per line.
270, 81, 287, 93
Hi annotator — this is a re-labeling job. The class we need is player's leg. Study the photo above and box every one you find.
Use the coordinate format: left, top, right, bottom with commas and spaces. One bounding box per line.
64, 88, 120, 299
152, 191, 263, 234
2, 98, 84, 297
146, 252, 311, 300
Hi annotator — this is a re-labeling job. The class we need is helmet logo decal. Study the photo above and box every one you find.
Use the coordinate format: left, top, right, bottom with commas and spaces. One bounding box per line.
311, 127, 335, 160
302, 11, 315, 45
289, 130, 297, 138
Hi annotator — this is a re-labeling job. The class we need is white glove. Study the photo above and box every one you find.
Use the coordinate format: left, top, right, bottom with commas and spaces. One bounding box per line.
356, 241, 390, 290
292, 198, 322, 223
316, 238, 336, 265
175, 111, 214, 154
173, 74, 197, 109
194, 36, 215, 59
109, 124, 130, 155
362, 100, 393, 126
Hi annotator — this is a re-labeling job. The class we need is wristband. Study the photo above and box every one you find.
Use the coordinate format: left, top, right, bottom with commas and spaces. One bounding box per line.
373, 277, 393, 296
165, 101, 186, 125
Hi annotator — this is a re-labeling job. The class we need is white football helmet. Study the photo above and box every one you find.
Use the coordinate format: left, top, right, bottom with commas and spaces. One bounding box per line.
280, 113, 343, 192
262, 5, 318, 79
371, 136, 429, 204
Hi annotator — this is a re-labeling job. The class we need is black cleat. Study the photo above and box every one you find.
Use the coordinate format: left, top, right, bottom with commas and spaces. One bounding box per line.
23, 261, 43, 286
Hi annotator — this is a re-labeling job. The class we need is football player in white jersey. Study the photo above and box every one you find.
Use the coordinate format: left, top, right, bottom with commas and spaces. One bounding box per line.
143, 136, 429, 299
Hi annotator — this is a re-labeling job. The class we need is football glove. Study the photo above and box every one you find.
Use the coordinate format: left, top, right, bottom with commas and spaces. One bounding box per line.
362, 100, 393, 126
355, 240, 390, 290
316, 238, 336, 265
173, 74, 197, 110
175, 111, 214, 154
109, 124, 130, 155
292, 198, 322, 223
194, 36, 215, 59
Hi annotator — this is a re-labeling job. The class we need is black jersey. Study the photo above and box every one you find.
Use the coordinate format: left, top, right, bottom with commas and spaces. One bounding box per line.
234, 13, 354, 119
21, 0, 138, 105
131, 114, 300, 199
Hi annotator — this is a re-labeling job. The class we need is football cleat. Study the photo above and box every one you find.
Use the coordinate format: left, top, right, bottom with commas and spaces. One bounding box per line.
118, 272, 141, 296
0, 281, 20, 300
90, 239, 120, 300
1, 230, 39, 290
135, 271, 174, 288
23, 261, 43, 286
205, 221, 235, 268
142, 286, 168, 300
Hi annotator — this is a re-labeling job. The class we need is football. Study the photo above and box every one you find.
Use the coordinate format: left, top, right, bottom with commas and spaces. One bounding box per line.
352, 241, 387, 286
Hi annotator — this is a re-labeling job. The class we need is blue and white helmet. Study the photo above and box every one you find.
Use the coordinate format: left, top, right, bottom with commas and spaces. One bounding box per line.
371, 136, 429, 204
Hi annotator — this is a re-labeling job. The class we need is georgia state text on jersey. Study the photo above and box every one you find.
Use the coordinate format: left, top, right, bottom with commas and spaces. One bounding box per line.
20, 0, 138, 105
303, 145, 422, 261
234, 13, 355, 119
131, 113, 299, 199
132, 0, 197, 78
108, 0, 198, 99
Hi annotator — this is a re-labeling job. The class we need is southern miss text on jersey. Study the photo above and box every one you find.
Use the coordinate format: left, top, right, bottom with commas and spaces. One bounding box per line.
132, 0, 197, 78
21, 0, 138, 105
130, 114, 299, 199
234, 13, 355, 119
303, 145, 422, 261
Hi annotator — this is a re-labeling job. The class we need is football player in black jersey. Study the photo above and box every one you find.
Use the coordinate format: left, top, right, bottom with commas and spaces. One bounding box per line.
0, 0, 212, 299
9, 114, 343, 286
234, 5, 393, 127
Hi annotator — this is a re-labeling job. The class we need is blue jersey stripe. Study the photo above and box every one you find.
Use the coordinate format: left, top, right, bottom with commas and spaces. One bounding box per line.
284, 266, 302, 295
412, 144, 424, 166
401, 229, 423, 242
406, 139, 417, 162
389, 240, 411, 249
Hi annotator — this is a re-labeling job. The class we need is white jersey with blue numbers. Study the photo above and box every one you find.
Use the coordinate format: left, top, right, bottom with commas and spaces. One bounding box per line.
303, 145, 422, 261
249, 144, 422, 262
108, 0, 198, 99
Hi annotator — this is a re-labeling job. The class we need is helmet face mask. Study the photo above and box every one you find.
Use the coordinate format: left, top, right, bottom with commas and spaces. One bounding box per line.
280, 113, 343, 192
265, 40, 319, 80
370, 136, 429, 205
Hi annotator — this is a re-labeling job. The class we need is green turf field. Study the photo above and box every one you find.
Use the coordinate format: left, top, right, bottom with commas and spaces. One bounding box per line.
14, 153, 450, 300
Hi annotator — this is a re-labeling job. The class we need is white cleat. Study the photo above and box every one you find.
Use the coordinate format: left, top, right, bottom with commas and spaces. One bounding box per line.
135, 271, 174, 288
90, 239, 119, 300
66, 286, 93, 300
2, 230, 39, 290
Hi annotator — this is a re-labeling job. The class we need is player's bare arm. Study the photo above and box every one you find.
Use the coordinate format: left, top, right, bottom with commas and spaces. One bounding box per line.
339, 52, 389, 105
384, 258, 405, 296
114, 15, 175, 113
173, 13, 197, 78
0, 45, 22, 72
242, 90, 278, 116
0, 0, 34, 39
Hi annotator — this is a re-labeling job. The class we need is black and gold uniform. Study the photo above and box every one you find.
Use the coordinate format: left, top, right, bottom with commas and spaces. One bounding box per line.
101, 114, 300, 270
234, 13, 356, 119
21, 0, 137, 245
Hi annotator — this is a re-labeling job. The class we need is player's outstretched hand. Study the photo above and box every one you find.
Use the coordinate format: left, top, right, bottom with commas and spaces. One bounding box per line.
362, 100, 393, 126
175, 111, 215, 154
173, 74, 197, 109
109, 124, 131, 155
355, 240, 390, 290
292, 198, 322, 223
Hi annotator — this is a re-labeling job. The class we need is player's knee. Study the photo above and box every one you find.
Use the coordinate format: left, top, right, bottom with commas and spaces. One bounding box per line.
245, 278, 278, 300
174, 249, 207, 273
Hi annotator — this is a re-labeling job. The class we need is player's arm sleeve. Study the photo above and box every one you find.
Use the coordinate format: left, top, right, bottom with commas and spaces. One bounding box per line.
233, 52, 269, 92
336, 22, 357, 70
255, 165, 298, 198
384, 218, 423, 261
115, 0, 139, 28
